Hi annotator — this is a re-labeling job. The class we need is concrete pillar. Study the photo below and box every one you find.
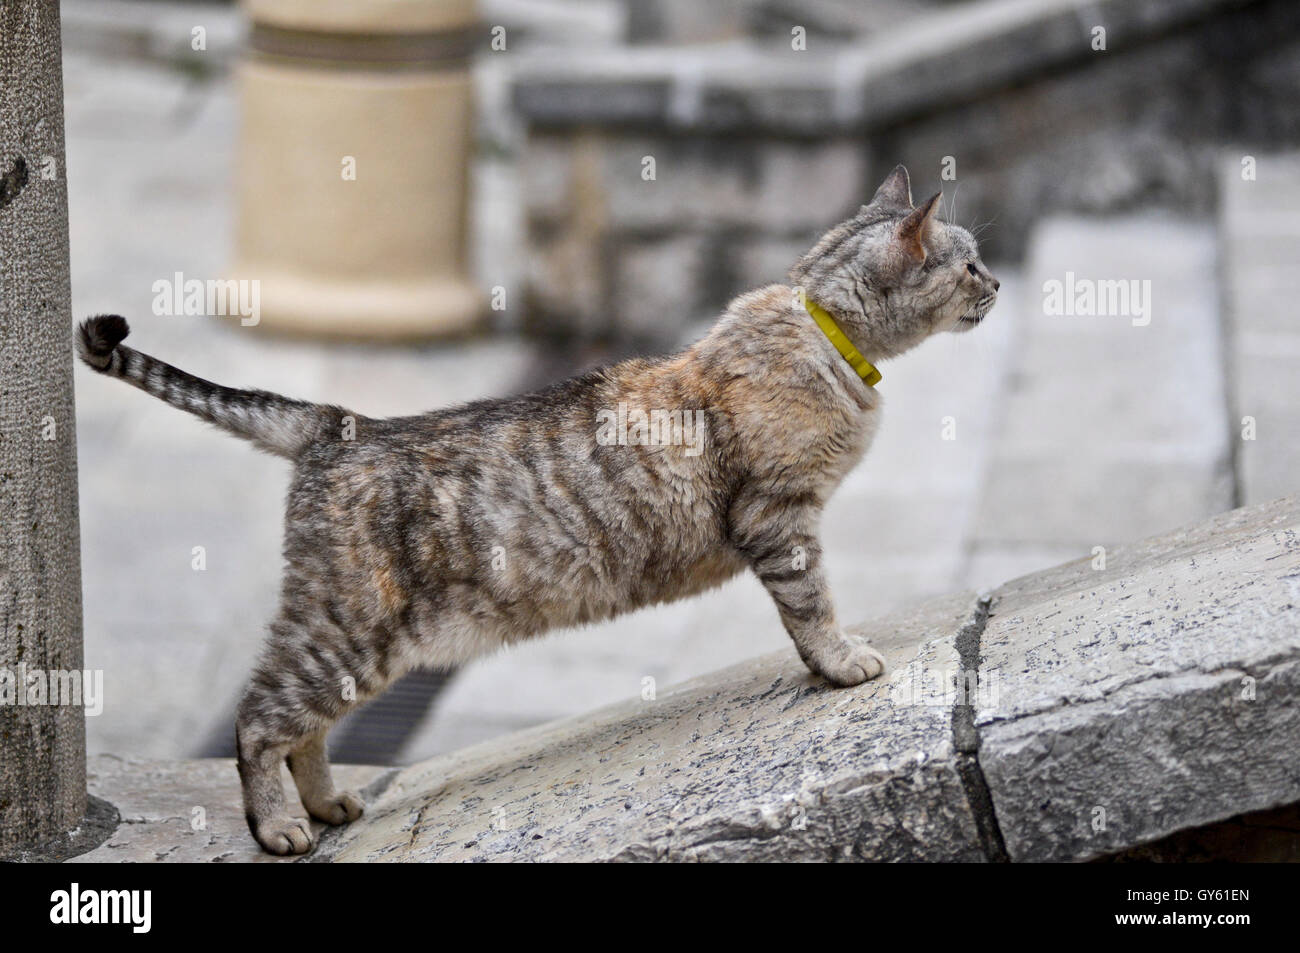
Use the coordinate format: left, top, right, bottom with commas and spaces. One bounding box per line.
233, 0, 482, 339
0, 1, 88, 853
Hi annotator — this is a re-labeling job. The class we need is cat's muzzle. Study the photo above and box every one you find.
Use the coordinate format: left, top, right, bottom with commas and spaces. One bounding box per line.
958, 294, 996, 327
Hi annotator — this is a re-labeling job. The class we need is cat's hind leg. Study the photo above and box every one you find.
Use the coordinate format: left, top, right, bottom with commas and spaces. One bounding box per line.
287, 730, 364, 826
235, 613, 371, 855
235, 713, 316, 855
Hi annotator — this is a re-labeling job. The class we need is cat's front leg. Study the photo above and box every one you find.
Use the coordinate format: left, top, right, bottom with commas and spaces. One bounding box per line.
732, 501, 884, 686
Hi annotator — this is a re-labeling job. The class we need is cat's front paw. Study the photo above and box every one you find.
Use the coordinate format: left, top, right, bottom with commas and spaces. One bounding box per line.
253, 815, 317, 855
807, 634, 886, 687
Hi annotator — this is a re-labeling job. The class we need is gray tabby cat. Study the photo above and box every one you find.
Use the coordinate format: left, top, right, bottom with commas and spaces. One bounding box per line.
78, 165, 998, 854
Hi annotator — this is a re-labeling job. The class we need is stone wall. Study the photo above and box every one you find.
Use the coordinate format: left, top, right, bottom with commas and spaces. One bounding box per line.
521, 132, 868, 346
511, 0, 1300, 349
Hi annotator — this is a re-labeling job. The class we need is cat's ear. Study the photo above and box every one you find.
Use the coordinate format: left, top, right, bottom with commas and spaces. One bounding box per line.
868, 164, 913, 212
894, 191, 942, 264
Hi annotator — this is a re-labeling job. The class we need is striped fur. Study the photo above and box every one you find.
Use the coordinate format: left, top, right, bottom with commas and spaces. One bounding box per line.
79, 165, 998, 855
77, 316, 340, 457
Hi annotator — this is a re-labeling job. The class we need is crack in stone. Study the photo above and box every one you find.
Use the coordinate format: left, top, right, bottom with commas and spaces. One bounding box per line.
951, 594, 1010, 863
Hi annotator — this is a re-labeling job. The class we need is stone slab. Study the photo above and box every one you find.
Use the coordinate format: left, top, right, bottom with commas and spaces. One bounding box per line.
977, 495, 1300, 861
510, 0, 1254, 132
325, 590, 988, 862
75, 755, 389, 863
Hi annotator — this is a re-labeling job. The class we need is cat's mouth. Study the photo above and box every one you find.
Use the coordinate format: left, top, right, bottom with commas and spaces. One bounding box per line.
957, 295, 996, 328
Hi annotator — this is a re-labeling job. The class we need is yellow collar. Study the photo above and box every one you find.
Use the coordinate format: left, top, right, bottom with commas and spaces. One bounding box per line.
803, 298, 882, 387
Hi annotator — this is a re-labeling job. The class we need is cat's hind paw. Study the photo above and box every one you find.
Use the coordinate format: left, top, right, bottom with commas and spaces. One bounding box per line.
306, 790, 365, 826
253, 815, 317, 855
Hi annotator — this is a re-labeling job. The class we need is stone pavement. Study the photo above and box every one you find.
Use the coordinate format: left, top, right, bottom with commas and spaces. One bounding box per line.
74, 755, 387, 863
61, 2, 1295, 769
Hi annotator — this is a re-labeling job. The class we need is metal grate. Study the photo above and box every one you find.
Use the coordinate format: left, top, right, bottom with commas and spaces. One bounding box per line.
197, 667, 457, 766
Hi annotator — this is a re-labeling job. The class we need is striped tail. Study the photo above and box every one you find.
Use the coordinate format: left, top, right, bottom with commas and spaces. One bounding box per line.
76, 315, 340, 459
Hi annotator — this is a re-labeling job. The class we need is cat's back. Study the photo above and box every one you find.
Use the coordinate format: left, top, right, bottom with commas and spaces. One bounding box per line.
284, 360, 740, 624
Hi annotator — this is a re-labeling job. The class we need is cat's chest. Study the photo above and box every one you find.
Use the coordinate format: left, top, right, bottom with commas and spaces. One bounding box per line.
750, 394, 879, 492
827, 402, 880, 479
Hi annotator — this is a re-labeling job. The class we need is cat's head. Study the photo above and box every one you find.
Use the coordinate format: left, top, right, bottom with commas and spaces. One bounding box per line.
789, 165, 999, 361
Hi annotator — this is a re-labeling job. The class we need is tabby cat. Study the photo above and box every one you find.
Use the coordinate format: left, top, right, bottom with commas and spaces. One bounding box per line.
78, 165, 998, 854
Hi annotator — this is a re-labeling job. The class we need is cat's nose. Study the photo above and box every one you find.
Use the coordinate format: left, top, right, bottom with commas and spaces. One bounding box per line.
991, 276, 1000, 291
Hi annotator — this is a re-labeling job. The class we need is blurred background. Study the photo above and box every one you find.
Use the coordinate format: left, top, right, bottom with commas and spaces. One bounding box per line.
65, 0, 1300, 767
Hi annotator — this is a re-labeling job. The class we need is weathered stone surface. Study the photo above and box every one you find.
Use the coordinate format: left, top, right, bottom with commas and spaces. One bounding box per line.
611, 232, 709, 343
526, 134, 866, 234
977, 495, 1300, 861
324, 590, 988, 862
75, 755, 388, 863
1100, 802, 1300, 862
521, 131, 868, 342
729, 235, 811, 293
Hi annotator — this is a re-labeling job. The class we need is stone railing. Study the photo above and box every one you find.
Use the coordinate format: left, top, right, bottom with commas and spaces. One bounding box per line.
510, 0, 1300, 348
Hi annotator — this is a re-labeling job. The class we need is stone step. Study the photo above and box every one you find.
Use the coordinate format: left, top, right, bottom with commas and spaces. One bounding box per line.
1218, 150, 1300, 506
963, 214, 1234, 592
510, 0, 1260, 134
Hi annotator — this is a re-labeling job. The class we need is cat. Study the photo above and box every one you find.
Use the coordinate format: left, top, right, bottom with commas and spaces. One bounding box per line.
77, 165, 998, 854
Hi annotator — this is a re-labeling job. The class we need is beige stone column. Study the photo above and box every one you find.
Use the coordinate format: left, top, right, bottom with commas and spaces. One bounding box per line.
233, 0, 481, 339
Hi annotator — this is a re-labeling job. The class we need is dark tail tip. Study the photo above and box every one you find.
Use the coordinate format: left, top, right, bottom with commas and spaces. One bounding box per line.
77, 314, 130, 370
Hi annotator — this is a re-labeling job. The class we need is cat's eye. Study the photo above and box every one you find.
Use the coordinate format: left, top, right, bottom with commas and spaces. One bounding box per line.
966, 263, 979, 278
